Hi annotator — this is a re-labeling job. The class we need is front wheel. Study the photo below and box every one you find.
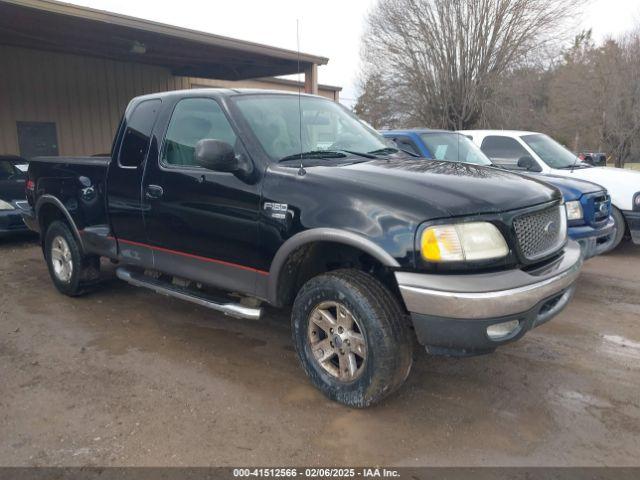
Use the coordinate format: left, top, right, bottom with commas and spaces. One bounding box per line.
604, 207, 627, 253
291, 269, 413, 408
44, 221, 100, 296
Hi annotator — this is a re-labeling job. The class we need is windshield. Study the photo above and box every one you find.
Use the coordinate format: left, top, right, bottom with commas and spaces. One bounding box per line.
521, 134, 588, 169
419, 133, 492, 166
232, 94, 389, 162
0, 160, 27, 180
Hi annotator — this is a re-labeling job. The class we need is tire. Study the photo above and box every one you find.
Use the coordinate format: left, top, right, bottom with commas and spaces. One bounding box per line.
291, 269, 413, 408
604, 207, 627, 253
44, 221, 100, 296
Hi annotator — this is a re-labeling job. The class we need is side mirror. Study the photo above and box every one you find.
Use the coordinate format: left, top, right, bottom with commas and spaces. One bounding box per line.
195, 139, 238, 172
517, 155, 542, 172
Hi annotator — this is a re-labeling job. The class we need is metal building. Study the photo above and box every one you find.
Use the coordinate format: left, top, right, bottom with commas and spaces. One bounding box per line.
0, 0, 341, 158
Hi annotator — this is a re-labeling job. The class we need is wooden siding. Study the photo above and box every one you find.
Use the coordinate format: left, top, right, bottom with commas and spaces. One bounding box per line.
0, 45, 338, 157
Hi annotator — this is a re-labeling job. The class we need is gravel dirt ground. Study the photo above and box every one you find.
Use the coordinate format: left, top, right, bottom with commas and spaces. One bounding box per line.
1, 236, 639, 467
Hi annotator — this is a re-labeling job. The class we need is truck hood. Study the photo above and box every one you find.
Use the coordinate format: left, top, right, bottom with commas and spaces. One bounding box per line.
556, 166, 640, 210
523, 173, 603, 201
329, 159, 560, 217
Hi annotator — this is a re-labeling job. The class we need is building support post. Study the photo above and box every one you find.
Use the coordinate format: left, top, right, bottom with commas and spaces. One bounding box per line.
304, 63, 318, 95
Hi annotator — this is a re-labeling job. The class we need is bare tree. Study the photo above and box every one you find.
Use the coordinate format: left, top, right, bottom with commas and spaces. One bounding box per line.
545, 30, 601, 150
598, 33, 640, 167
358, 0, 581, 129
353, 72, 399, 129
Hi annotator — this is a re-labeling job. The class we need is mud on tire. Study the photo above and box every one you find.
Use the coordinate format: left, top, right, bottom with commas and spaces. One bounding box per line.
291, 269, 413, 408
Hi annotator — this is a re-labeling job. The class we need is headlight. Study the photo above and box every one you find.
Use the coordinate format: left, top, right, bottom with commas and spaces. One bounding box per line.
0, 199, 15, 211
634, 192, 640, 211
421, 222, 509, 262
565, 201, 583, 221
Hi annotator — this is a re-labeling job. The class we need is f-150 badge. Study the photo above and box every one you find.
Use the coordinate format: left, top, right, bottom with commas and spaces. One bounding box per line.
264, 202, 290, 220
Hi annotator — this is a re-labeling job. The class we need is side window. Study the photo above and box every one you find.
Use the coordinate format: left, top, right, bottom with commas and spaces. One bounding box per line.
481, 136, 530, 169
162, 98, 237, 167
394, 136, 420, 156
119, 99, 161, 168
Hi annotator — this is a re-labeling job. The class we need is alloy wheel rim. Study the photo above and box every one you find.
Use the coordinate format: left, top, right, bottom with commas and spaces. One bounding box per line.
307, 301, 367, 382
51, 235, 73, 282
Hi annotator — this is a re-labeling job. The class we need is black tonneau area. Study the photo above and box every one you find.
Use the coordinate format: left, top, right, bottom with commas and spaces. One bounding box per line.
31, 156, 110, 167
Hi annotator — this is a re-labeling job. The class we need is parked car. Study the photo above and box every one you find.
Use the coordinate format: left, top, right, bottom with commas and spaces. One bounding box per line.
460, 130, 640, 251
22, 90, 583, 407
0, 155, 30, 236
381, 129, 616, 258
579, 152, 607, 167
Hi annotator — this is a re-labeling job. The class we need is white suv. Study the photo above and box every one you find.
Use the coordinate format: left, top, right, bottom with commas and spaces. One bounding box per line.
460, 130, 640, 251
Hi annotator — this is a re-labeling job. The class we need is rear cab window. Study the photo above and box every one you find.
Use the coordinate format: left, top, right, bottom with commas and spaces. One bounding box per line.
118, 99, 162, 168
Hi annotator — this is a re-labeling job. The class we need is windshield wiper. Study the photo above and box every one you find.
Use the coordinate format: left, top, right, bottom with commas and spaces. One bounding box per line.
336, 149, 377, 159
369, 147, 419, 158
558, 163, 589, 170
279, 149, 377, 162
278, 150, 347, 162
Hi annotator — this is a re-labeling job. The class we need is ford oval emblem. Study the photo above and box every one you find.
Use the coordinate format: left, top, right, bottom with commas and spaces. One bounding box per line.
543, 221, 556, 235
599, 203, 608, 215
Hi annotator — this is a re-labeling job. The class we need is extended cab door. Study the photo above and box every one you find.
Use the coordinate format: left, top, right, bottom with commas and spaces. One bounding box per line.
141, 96, 264, 296
107, 98, 162, 268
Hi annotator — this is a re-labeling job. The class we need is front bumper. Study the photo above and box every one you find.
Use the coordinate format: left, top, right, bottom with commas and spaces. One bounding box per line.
19, 204, 39, 233
622, 210, 640, 244
570, 218, 616, 259
395, 240, 583, 354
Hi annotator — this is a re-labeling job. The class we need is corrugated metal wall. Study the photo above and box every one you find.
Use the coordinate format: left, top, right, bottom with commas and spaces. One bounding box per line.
0, 45, 338, 157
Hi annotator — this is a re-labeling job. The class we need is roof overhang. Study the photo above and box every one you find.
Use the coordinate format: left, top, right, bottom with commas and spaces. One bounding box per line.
0, 0, 329, 80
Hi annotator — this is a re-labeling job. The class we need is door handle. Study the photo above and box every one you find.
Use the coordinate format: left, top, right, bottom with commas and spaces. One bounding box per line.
145, 184, 164, 200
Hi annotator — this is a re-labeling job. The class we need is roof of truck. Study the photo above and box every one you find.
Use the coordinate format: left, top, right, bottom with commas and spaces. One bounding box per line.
131, 88, 327, 103
458, 130, 539, 137
381, 129, 453, 135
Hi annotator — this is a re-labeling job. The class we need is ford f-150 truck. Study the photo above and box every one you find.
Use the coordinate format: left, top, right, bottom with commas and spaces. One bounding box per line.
23, 89, 583, 407
381, 129, 616, 258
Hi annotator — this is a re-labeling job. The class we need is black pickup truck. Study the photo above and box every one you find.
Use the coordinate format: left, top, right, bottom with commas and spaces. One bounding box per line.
23, 89, 583, 407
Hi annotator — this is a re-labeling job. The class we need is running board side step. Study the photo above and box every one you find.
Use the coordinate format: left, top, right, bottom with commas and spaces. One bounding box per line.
116, 267, 262, 320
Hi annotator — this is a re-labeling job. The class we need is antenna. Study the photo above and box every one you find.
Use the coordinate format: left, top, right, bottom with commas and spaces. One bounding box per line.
296, 19, 305, 176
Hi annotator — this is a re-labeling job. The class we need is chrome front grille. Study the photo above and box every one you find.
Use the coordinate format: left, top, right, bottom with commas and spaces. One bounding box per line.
513, 205, 566, 261
590, 194, 610, 224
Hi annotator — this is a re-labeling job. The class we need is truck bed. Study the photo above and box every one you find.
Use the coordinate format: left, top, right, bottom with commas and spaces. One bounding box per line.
27, 155, 111, 242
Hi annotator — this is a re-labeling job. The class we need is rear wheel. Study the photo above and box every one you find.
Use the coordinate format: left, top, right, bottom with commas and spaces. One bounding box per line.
604, 207, 627, 253
44, 221, 100, 296
292, 269, 413, 408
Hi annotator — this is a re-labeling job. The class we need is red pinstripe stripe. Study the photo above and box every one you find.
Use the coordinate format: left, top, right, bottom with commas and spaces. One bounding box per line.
107, 236, 269, 276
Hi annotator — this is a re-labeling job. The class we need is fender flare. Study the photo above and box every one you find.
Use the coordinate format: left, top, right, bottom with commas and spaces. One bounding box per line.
35, 195, 85, 253
266, 228, 401, 304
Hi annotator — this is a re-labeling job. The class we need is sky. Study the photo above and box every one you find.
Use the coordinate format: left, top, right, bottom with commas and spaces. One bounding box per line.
66, 0, 640, 107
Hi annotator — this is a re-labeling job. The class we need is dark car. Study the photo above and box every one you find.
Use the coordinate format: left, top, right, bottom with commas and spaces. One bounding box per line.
381, 129, 616, 258
0, 155, 31, 236
579, 152, 607, 167
22, 90, 582, 407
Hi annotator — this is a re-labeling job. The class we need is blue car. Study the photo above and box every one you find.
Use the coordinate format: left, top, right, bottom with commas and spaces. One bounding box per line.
381, 129, 616, 259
